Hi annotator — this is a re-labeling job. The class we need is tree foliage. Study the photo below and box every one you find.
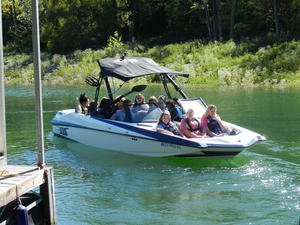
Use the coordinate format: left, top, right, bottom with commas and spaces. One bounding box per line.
2, 0, 300, 53
2, 0, 32, 51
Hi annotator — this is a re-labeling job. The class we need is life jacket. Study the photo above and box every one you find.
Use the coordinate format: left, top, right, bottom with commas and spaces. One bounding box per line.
207, 116, 222, 134
170, 106, 183, 122
184, 118, 201, 132
158, 122, 181, 136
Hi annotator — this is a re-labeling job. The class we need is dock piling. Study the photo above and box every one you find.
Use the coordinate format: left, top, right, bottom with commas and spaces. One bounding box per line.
0, 0, 7, 166
40, 167, 56, 225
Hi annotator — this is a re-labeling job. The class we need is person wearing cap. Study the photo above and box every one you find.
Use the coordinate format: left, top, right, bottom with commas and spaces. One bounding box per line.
110, 97, 127, 121
156, 111, 182, 136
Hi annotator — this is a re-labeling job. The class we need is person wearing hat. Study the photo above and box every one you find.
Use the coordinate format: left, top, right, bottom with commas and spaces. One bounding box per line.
110, 97, 127, 121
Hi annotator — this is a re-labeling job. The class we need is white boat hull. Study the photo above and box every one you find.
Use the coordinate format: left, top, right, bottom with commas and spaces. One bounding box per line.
51, 110, 265, 158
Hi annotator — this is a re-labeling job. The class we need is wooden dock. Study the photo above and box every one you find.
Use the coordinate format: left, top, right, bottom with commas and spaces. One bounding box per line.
0, 165, 56, 224
0, 165, 45, 208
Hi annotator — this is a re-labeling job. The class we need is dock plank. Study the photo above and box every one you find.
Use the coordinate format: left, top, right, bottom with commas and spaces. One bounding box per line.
0, 165, 45, 207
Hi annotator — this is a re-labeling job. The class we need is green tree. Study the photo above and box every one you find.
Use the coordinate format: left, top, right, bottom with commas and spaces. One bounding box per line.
2, 0, 300, 53
40, 0, 118, 53
2, 0, 32, 51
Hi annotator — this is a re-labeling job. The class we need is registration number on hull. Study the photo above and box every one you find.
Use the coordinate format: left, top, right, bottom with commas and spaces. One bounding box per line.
160, 142, 181, 150
54, 126, 69, 136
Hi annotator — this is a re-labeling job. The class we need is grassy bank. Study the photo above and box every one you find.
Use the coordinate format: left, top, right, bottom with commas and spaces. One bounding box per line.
4, 40, 300, 87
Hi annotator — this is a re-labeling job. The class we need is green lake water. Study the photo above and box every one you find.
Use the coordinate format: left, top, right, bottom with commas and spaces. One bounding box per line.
5, 85, 300, 225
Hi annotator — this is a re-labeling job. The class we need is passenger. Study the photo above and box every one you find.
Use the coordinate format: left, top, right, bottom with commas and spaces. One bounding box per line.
110, 97, 126, 121
157, 111, 182, 136
97, 97, 113, 118
172, 98, 183, 111
131, 93, 149, 121
75, 93, 89, 114
158, 95, 166, 102
157, 95, 167, 110
148, 96, 158, 111
88, 101, 98, 116
180, 108, 204, 138
148, 96, 158, 106
201, 104, 228, 136
166, 99, 183, 122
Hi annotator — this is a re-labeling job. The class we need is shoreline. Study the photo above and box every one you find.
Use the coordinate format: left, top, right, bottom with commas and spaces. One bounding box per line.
4, 40, 300, 87
5, 83, 300, 90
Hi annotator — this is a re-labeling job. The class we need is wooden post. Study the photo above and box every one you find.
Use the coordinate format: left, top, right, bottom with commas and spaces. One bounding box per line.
40, 167, 56, 225
0, 0, 7, 166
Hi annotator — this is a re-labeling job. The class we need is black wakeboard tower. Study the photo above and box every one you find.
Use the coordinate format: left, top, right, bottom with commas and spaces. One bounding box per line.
85, 55, 190, 103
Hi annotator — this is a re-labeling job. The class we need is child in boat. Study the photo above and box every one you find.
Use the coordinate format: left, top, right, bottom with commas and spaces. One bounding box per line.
157, 111, 182, 136
75, 93, 89, 114
201, 104, 228, 136
180, 108, 204, 138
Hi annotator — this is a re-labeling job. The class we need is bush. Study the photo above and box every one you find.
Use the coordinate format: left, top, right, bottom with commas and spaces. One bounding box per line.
105, 31, 125, 57
4, 40, 300, 87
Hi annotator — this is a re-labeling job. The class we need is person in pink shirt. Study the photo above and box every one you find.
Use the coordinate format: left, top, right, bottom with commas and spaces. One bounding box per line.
201, 104, 228, 136
180, 109, 204, 138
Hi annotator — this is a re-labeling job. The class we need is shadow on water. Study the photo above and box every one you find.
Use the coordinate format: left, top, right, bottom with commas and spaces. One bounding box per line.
164, 154, 251, 169
50, 134, 252, 171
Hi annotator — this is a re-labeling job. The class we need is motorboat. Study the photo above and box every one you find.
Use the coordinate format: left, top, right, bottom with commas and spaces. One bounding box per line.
51, 56, 266, 157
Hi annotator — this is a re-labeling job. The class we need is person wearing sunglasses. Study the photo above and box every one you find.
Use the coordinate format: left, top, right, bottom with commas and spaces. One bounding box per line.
131, 93, 149, 122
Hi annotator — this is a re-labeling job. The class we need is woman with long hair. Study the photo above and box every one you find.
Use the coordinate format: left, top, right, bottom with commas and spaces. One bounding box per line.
131, 93, 149, 122
201, 104, 228, 136
157, 111, 181, 136
75, 93, 89, 114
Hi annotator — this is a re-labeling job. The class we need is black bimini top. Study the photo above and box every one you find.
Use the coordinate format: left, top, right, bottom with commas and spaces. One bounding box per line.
98, 57, 189, 81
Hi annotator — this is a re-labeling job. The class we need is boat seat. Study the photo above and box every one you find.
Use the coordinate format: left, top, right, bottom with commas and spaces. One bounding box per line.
177, 98, 207, 119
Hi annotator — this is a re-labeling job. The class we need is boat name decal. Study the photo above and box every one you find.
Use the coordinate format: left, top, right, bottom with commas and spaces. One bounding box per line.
59, 127, 69, 136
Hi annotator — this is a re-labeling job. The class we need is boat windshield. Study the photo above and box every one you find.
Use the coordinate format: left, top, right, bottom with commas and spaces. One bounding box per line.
132, 107, 163, 123
178, 98, 207, 119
